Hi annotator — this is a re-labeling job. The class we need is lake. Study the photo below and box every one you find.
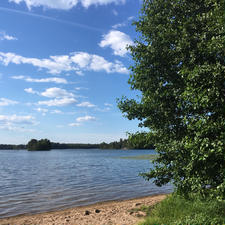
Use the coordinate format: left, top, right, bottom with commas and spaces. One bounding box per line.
0, 149, 173, 218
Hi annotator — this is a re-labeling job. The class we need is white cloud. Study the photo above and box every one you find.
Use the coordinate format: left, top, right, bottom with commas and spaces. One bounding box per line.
24, 87, 77, 107
24, 88, 38, 94
24, 87, 76, 100
88, 55, 114, 73
0, 114, 37, 131
76, 115, 96, 122
11, 75, 25, 79
0, 98, 18, 106
104, 103, 113, 107
41, 87, 74, 98
0, 52, 74, 74
77, 101, 96, 108
0, 114, 36, 125
38, 97, 77, 106
81, 0, 125, 8
112, 16, 134, 29
35, 108, 48, 113
69, 122, 81, 127
99, 30, 133, 57
71, 52, 91, 68
8, 0, 125, 9
0, 51, 128, 74
71, 52, 129, 74
75, 87, 88, 91
112, 22, 125, 29
12, 75, 68, 84
35, 107, 48, 115
0, 31, 17, 41
51, 109, 63, 114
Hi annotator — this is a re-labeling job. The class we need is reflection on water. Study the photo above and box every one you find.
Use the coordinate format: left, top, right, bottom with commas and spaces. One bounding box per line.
0, 149, 172, 218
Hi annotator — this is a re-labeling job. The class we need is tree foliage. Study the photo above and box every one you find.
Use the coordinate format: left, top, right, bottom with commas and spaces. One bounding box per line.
99, 136, 154, 149
99, 139, 128, 149
127, 132, 154, 149
51, 142, 99, 149
118, 0, 225, 198
27, 139, 51, 151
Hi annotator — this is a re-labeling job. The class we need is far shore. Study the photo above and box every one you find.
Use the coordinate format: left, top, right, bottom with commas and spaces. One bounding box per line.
0, 194, 167, 225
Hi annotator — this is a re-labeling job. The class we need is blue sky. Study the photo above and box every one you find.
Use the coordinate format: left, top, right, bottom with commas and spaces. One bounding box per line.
0, 0, 143, 144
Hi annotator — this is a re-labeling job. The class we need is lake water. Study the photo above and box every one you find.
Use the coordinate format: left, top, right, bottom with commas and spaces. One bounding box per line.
0, 149, 173, 218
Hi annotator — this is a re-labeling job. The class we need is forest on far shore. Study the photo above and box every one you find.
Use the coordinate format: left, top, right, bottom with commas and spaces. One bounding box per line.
0, 132, 154, 150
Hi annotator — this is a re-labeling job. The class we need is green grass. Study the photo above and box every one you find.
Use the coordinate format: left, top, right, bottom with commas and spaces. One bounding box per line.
120, 154, 158, 160
138, 194, 225, 225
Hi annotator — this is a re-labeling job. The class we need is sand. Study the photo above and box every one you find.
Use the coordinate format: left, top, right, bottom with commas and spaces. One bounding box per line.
0, 194, 166, 225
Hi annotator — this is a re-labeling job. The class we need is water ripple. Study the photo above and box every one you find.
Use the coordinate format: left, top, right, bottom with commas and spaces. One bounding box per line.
0, 149, 172, 218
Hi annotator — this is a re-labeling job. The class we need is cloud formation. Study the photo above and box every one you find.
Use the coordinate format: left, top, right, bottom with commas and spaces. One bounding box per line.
0, 114, 37, 130
0, 114, 37, 131
38, 97, 77, 106
69, 115, 96, 127
0, 51, 128, 74
69, 122, 80, 127
76, 115, 96, 122
24, 87, 78, 107
112, 16, 134, 29
35, 107, 48, 116
41, 87, 74, 98
0, 98, 18, 106
24, 88, 38, 94
99, 30, 133, 57
9, 0, 125, 9
12, 75, 68, 84
0, 114, 35, 124
51, 109, 63, 114
0, 31, 17, 41
77, 101, 96, 108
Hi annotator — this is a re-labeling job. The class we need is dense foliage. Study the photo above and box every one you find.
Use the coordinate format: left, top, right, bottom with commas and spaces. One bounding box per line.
118, 0, 225, 198
127, 132, 154, 149
99, 136, 154, 149
27, 139, 51, 151
99, 139, 128, 149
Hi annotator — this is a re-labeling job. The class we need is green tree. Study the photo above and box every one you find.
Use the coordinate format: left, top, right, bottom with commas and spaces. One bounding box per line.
27, 139, 51, 151
27, 139, 38, 151
118, 0, 225, 198
127, 132, 154, 149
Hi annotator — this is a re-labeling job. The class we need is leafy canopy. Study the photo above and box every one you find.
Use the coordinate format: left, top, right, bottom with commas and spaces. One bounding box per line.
118, 0, 225, 199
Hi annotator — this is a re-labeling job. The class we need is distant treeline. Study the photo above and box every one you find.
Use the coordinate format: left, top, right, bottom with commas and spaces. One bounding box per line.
0, 142, 99, 150
51, 142, 99, 149
0, 144, 26, 150
99, 133, 155, 150
0, 132, 154, 150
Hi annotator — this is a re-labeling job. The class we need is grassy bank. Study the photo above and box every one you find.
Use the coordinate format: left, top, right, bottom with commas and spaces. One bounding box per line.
138, 194, 225, 225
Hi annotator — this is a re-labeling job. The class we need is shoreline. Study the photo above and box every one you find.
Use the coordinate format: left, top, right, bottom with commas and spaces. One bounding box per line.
0, 194, 167, 225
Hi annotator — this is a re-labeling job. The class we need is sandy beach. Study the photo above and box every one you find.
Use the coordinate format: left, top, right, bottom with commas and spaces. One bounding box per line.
0, 194, 166, 225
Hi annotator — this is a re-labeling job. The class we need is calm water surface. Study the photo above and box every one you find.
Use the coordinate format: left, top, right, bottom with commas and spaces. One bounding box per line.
0, 149, 172, 218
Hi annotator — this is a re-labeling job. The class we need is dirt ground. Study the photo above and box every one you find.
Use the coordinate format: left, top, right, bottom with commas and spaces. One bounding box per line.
0, 194, 166, 225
